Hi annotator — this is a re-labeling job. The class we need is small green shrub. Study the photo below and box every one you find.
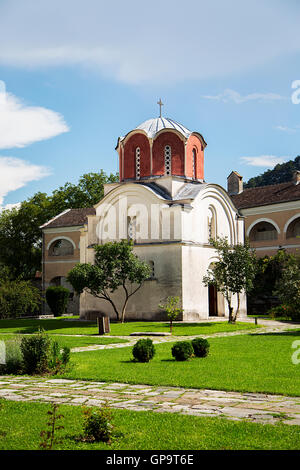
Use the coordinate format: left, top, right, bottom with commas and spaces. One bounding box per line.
0, 338, 23, 374
21, 329, 51, 374
48, 341, 71, 374
191, 338, 210, 357
267, 304, 292, 319
83, 405, 114, 443
171, 341, 193, 361
46, 286, 70, 317
132, 339, 155, 363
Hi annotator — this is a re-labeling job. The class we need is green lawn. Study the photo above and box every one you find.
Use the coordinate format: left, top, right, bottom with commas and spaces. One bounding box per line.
1, 400, 300, 450
0, 317, 259, 336
0, 318, 98, 335
109, 321, 259, 336
60, 330, 300, 396
0, 334, 128, 348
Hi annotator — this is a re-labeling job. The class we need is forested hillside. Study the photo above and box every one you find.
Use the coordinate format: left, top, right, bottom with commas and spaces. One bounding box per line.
244, 156, 300, 188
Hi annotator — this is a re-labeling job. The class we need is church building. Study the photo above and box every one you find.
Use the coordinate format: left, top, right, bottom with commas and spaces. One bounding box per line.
41, 109, 246, 320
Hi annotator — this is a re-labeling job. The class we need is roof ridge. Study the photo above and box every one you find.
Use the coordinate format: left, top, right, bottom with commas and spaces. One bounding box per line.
242, 180, 292, 192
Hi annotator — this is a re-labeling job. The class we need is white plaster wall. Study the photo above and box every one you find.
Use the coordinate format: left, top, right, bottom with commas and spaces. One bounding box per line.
79, 181, 247, 320
80, 244, 182, 320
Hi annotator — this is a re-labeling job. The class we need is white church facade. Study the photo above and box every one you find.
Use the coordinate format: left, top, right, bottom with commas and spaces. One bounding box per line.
41, 113, 247, 320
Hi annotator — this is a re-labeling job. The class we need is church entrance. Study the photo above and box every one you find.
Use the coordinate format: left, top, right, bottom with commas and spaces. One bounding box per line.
208, 284, 218, 316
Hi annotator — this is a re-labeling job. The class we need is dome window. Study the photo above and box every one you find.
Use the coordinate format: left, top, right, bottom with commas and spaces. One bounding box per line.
192, 149, 197, 179
135, 147, 141, 179
164, 145, 171, 176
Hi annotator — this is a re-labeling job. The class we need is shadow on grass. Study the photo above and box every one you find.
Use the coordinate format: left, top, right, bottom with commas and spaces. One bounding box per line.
251, 330, 300, 338
0, 318, 96, 334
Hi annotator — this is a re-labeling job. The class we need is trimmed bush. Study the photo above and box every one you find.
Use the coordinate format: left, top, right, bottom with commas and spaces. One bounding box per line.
83, 405, 114, 443
192, 338, 210, 357
171, 341, 193, 361
132, 339, 155, 363
46, 286, 70, 317
21, 329, 51, 374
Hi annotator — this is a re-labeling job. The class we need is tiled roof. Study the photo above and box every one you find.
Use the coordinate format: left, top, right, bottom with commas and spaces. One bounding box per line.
231, 181, 300, 209
41, 207, 96, 229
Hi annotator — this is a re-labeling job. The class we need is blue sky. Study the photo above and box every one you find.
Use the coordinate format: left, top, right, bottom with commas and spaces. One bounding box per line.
0, 0, 300, 208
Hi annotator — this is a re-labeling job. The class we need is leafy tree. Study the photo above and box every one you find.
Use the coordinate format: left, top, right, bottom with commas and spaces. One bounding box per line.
274, 262, 300, 321
159, 296, 183, 334
248, 249, 297, 313
0, 269, 41, 319
0, 171, 118, 278
244, 155, 300, 188
203, 237, 257, 323
50, 171, 119, 215
67, 240, 151, 323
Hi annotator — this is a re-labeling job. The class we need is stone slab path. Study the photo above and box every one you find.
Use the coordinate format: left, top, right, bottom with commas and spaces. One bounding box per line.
1, 375, 300, 426
70, 322, 299, 352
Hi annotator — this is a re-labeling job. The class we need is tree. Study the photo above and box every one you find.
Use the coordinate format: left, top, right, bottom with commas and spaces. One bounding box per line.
274, 262, 300, 321
0, 269, 41, 319
67, 240, 151, 323
203, 237, 257, 323
159, 296, 183, 334
244, 155, 300, 188
0, 171, 118, 279
247, 249, 297, 314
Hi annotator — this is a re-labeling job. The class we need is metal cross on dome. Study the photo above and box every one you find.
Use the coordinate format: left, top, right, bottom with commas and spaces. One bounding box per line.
157, 98, 164, 118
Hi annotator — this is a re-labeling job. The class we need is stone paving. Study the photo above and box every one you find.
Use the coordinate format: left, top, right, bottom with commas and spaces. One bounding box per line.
70, 321, 299, 352
0, 375, 300, 426
1, 320, 299, 427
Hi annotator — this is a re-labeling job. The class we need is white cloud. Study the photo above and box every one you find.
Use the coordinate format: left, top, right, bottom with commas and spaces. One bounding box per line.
0, 1, 299, 83
275, 125, 300, 133
0, 81, 69, 149
202, 89, 286, 104
240, 155, 289, 167
0, 156, 51, 206
0, 202, 21, 212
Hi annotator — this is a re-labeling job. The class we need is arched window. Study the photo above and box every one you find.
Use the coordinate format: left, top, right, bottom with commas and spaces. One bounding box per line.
249, 221, 278, 241
127, 216, 136, 241
286, 218, 300, 239
207, 207, 217, 242
135, 147, 140, 179
164, 145, 171, 176
48, 239, 74, 256
192, 149, 197, 179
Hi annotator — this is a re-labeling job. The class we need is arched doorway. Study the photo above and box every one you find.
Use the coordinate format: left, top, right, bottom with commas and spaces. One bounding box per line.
208, 284, 218, 316
207, 262, 225, 317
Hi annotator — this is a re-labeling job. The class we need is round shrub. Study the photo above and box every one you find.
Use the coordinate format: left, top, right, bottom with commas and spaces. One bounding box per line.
191, 338, 210, 357
132, 339, 155, 363
46, 286, 70, 317
21, 330, 51, 374
171, 341, 193, 361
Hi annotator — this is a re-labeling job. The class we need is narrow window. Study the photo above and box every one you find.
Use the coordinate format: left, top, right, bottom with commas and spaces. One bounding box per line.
164, 145, 171, 176
127, 216, 136, 241
192, 149, 197, 179
135, 147, 140, 179
208, 207, 217, 242
149, 260, 155, 278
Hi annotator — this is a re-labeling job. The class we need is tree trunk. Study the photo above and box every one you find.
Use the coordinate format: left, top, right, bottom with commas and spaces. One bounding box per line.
233, 294, 240, 323
121, 297, 129, 323
228, 304, 234, 323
